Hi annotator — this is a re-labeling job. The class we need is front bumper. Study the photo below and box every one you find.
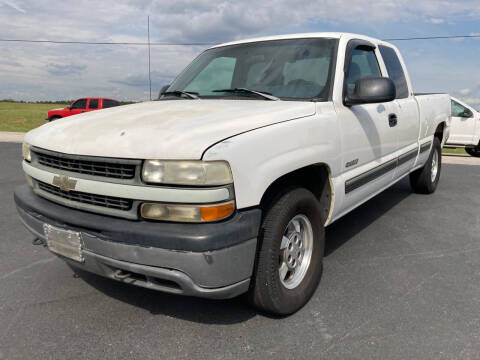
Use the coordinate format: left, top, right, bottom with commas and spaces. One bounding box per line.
14, 185, 261, 299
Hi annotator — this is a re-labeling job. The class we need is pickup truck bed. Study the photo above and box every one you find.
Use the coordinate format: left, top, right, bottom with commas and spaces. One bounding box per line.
415, 94, 451, 145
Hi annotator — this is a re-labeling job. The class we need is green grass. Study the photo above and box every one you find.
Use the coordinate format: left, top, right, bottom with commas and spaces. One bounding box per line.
0, 102, 68, 132
442, 147, 468, 155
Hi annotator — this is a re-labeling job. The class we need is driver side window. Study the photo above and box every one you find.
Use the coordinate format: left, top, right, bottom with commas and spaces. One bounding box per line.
346, 48, 381, 95
71, 99, 87, 109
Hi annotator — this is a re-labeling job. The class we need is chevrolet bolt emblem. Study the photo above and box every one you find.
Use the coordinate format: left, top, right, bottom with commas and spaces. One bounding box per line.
52, 175, 77, 192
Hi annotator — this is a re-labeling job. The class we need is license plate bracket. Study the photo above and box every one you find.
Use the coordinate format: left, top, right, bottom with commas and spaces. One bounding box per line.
43, 224, 84, 262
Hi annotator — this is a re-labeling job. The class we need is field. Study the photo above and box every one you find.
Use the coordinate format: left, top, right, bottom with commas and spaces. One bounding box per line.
0, 101, 68, 132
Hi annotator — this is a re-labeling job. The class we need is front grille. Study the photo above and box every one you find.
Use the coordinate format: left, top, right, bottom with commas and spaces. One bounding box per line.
38, 181, 132, 211
35, 151, 136, 180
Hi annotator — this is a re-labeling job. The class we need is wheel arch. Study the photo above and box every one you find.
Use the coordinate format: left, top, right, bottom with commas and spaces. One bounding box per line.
259, 163, 334, 226
434, 121, 447, 145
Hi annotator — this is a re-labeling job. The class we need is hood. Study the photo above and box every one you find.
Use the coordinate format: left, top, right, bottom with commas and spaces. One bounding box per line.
26, 100, 315, 159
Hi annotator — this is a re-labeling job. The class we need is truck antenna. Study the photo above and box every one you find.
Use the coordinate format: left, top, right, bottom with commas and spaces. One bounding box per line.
147, 15, 152, 101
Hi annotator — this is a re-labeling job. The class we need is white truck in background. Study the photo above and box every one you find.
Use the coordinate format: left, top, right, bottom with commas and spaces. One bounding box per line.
445, 96, 480, 157
16, 33, 450, 315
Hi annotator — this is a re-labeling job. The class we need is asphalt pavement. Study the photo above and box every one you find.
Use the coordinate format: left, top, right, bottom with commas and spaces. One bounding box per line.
1, 141, 479, 360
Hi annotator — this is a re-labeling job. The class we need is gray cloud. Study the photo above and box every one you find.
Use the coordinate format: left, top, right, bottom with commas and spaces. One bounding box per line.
139, 0, 480, 43
0, 59, 22, 67
3, 0, 480, 44
111, 71, 173, 87
46, 63, 87, 76
109, 70, 177, 100
455, 85, 480, 110
111, 73, 148, 88
0, 0, 26, 13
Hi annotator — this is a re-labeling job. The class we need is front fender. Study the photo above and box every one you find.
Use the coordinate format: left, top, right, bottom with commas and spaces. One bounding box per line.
47, 111, 64, 119
202, 104, 341, 209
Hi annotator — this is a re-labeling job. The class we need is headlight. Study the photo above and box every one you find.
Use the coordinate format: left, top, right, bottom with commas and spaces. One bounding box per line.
142, 160, 233, 186
141, 201, 235, 222
22, 142, 31, 162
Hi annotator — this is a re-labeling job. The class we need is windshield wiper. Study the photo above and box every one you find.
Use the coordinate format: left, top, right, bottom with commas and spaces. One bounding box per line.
161, 90, 199, 99
212, 88, 280, 101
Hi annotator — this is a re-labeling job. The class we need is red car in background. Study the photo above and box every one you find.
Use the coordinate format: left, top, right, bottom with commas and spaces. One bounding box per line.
46, 98, 121, 122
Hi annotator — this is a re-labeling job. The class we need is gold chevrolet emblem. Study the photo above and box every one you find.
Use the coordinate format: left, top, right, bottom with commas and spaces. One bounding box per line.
52, 175, 77, 192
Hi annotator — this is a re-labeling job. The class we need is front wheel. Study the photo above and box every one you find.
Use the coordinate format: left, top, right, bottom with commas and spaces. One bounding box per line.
410, 137, 442, 194
248, 188, 325, 315
465, 146, 480, 157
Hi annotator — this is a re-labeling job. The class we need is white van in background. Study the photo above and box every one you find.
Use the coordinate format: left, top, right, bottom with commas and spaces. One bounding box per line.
445, 97, 480, 157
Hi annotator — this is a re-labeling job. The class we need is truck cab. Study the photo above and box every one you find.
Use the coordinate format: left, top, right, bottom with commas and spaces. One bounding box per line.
46, 98, 120, 122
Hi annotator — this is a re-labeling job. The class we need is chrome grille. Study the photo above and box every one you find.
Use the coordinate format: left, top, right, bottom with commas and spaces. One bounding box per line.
38, 181, 132, 211
34, 150, 136, 180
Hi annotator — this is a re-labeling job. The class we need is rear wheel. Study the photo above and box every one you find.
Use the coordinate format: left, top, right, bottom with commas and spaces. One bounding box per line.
249, 188, 325, 315
465, 146, 480, 157
410, 137, 442, 194
48, 116, 61, 122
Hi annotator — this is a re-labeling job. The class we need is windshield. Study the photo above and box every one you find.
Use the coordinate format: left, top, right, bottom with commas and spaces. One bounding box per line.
167, 38, 338, 101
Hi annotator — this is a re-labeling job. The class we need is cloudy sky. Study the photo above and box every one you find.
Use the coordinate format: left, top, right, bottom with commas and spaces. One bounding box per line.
1, 0, 480, 108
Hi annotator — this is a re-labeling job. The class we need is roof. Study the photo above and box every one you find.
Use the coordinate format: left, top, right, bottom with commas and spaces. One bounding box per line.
211, 32, 385, 49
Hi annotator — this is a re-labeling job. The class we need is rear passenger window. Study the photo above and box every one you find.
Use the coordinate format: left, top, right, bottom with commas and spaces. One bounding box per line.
346, 48, 381, 95
379, 45, 409, 99
103, 99, 120, 108
88, 99, 99, 109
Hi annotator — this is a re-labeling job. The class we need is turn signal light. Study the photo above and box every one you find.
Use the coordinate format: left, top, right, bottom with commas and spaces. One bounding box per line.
200, 202, 235, 222
141, 201, 235, 222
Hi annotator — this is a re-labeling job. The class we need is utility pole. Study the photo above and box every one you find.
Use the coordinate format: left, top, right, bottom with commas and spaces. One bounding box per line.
147, 15, 152, 101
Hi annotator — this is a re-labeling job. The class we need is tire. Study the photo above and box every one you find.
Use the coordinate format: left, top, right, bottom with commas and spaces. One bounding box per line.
465, 146, 480, 157
48, 116, 61, 122
248, 187, 325, 315
410, 137, 442, 194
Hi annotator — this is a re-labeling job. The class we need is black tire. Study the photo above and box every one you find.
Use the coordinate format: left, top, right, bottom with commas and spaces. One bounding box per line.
410, 137, 442, 194
465, 146, 480, 157
248, 187, 325, 315
48, 116, 61, 122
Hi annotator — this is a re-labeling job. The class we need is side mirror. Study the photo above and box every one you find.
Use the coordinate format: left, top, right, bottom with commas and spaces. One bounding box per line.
461, 109, 473, 118
158, 85, 170, 99
345, 77, 396, 106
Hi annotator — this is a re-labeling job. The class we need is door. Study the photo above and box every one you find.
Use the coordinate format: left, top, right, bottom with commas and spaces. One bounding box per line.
69, 98, 88, 116
450, 99, 475, 145
378, 45, 419, 176
335, 41, 398, 212
86, 98, 99, 112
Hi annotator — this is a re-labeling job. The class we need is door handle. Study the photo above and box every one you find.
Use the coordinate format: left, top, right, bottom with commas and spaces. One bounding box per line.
388, 113, 398, 127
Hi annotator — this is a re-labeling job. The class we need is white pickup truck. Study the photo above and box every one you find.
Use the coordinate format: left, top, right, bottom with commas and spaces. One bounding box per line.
445, 96, 480, 157
15, 33, 450, 315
